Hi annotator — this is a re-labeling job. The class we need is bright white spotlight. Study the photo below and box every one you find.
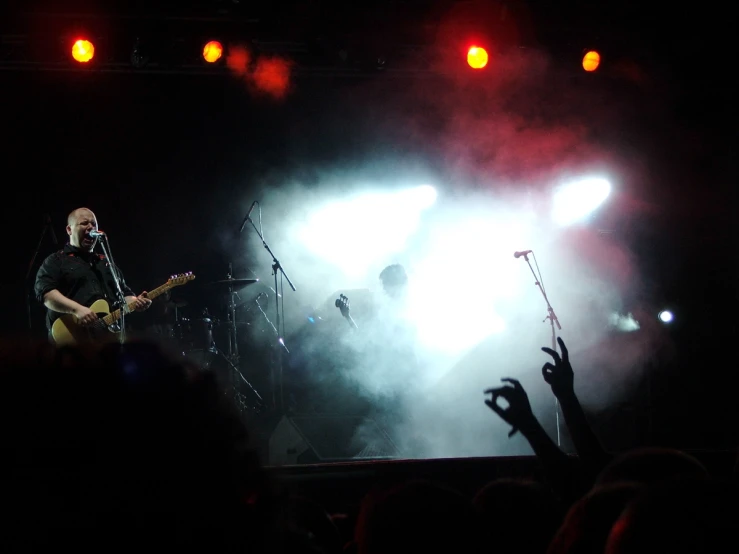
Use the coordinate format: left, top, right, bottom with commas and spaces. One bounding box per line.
552, 177, 611, 226
403, 207, 529, 354
658, 310, 674, 323
412, 185, 437, 209
298, 185, 437, 277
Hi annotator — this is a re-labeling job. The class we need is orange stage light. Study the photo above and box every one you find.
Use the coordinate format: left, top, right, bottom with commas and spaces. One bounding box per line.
71, 39, 95, 63
467, 46, 489, 69
202, 41, 223, 63
582, 50, 601, 72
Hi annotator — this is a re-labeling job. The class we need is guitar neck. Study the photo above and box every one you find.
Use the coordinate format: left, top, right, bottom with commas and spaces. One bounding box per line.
343, 312, 359, 330
103, 283, 170, 326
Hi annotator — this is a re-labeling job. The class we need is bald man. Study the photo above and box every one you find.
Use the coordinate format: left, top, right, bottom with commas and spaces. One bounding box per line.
34, 207, 151, 339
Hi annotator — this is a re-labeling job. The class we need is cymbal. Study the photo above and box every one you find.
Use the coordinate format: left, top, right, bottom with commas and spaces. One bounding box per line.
164, 298, 188, 308
204, 278, 259, 287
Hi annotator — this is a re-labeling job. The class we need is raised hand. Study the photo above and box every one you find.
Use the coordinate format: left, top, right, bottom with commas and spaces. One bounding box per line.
541, 336, 574, 398
484, 378, 536, 437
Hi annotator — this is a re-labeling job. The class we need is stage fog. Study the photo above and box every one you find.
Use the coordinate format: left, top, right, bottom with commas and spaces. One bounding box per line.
214, 35, 670, 459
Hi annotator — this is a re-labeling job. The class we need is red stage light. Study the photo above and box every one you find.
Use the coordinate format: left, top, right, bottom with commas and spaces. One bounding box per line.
467, 46, 489, 69
71, 39, 95, 63
203, 41, 223, 63
582, 50, 601, 72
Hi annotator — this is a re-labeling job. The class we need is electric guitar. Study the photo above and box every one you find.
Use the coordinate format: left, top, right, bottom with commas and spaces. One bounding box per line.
51, 272, 196, 346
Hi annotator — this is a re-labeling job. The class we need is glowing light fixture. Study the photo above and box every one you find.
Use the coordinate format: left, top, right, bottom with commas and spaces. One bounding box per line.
467, 46, 489, 69
298, 185, 437, 278
404, 184, 437, 210
658, 310, 674, 323
582, 50, 601, 72
71, 39, 95, 63
552, 177, 611, 226
202, 40, 224, 63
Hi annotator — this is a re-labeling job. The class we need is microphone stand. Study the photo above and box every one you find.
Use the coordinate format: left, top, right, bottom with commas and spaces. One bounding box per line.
96, 235, 128, 344
521, 252, 563, 446
25, 215, 55, 333
244, 205, 295, 414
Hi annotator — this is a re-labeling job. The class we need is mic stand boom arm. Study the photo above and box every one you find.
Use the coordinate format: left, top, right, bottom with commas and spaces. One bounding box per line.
521, 252, 563, 445
246, 214, 295, 413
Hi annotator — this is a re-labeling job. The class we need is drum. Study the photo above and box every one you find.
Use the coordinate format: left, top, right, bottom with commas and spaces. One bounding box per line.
174, 317, 216, 363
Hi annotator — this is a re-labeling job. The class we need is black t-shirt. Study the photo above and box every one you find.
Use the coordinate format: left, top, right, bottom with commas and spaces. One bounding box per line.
34, 243, 134, 330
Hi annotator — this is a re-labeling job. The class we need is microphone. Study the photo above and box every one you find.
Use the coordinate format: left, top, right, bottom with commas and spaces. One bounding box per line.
514, 250, 532, 259
238, 201, 257, 233
46, 214, 58, 245
89, 230, 106, 238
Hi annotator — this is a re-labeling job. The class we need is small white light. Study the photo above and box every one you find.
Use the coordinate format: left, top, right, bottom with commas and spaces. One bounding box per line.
658, 310, 674, 323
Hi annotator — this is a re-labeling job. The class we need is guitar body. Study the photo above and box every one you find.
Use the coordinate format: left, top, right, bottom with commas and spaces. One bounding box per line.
51, 299, 119, 347
49, 272, 196, 347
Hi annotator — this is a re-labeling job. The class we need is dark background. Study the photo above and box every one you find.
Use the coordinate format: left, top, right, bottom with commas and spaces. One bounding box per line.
1, 0, 736, 451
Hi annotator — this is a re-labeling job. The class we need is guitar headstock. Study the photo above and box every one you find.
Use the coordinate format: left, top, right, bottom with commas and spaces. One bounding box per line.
335, 294, 350, 319
167, 272, 196, 287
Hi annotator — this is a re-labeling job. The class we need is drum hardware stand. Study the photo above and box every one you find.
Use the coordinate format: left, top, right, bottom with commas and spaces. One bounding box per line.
225, 263, 240, 364
214, 343, 264, 413
239, 201, 296, 414
213, 264, 265, 413
254, 294, 281, 338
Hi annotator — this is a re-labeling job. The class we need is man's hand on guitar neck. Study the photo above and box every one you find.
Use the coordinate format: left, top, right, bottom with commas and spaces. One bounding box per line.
126, 292, 152, 312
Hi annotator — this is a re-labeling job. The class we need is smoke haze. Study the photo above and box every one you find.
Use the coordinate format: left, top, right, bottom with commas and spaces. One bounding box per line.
220, 12, 670, 459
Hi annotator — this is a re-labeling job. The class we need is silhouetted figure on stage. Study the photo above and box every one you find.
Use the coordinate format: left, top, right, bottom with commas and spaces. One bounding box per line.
333, 264, 421, 452
379, 263, 408, 300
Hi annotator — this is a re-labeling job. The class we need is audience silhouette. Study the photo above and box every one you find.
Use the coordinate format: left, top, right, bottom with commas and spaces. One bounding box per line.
0, 333, 734, 553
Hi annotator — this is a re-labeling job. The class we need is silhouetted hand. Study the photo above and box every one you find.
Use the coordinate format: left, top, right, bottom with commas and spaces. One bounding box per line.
485, 378, 536, 437
541, 336, 574, 399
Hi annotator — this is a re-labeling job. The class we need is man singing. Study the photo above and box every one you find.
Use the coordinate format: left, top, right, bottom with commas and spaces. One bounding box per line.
34, 207, 151, 341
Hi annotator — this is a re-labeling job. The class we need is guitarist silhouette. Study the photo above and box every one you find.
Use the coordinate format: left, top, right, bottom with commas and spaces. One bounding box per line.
331, 264, 419, 447
334, 264, 409, 330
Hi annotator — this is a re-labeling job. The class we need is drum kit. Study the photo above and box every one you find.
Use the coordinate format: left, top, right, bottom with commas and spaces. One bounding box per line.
157, 273, 270, 414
